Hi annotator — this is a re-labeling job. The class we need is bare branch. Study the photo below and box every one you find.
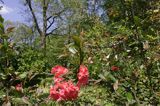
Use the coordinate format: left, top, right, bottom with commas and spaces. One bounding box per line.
53, 7, 68, 17
47, 8, 68, 21
46, 18, 55, 30
25, 0, 42, 35
46, 27, 60, 36
47, 16, 52, 21
46, 8, 68, 34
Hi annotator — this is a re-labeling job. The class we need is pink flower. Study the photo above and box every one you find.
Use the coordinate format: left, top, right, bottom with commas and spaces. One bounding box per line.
50, 85, 61, 101
51, 65, 68, 78
111, 66, 119, 71
49, 81, 79, 101
77, 65, 89, 87
15, 83, 23, 92
50, 64, 89, 101
53, 77, 64, 84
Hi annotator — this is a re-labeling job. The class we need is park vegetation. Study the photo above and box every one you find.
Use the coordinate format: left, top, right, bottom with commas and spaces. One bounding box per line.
0, 0, 160, 105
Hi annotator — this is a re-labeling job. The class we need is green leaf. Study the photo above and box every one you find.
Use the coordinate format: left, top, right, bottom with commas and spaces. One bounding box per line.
0, 23, 4, 34
19, 72, 28, 79
99, 74, 107, 80
69, 47, 77, 54
0, 91, 5, 98
125, 92, 133, 102
72, 35, 82, 48
108, 74, 116, 82
3, 39, 8, 48
0, 15, 4, 23
134, 16, 141, 26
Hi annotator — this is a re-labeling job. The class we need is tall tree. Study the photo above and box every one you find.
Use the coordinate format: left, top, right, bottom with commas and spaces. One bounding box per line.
24, 0, 67, 49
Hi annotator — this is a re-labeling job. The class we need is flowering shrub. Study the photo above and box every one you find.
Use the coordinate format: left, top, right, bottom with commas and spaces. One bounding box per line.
49, 65, 89, 101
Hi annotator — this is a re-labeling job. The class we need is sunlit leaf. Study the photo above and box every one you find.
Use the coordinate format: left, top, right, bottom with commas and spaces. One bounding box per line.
69, 47, 77, 54
19, 72, 27, 79
113, 80, 119, 91
125, 92, 133, 102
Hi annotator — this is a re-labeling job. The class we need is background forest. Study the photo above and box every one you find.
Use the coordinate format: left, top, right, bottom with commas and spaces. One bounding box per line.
0, 0, 160, 105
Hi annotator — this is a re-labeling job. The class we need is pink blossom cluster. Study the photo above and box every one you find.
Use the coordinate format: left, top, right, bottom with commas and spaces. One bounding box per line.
50, 81, 79, 101
49, 65, 89, 101
77, 65, 89, 87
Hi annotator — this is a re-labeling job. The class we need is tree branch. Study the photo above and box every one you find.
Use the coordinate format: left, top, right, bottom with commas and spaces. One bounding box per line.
46, 8, 68, 33
54, 8, 68, 16
47, 7, 68, 21
46, 27, 60, 36
46, 17, 55, 31
25, 0, 42, 35
47, 16, 52, 21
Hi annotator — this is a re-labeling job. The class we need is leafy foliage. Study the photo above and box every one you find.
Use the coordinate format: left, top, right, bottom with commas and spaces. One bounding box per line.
0, 0, 160, 105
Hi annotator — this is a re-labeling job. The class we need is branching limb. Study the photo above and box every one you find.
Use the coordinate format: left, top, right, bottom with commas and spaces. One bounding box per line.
46, 27, 60, 36
25, 0, 42, 35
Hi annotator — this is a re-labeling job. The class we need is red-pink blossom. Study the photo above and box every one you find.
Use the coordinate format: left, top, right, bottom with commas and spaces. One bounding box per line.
53, 77, 64, 84
50, 65, 89, 101
51, 65, 68, 78
49, 81, 79, 101
15, 83, 23, 92
77, 65, 89, 87
111, 66, 119, 71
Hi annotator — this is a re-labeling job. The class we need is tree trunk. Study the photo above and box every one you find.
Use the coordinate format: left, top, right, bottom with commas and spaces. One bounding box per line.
41, 33, 46, 49
41, 0, 47, 50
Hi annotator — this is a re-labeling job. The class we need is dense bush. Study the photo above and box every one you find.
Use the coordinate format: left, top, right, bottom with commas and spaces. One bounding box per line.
0, 0, 160, 105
